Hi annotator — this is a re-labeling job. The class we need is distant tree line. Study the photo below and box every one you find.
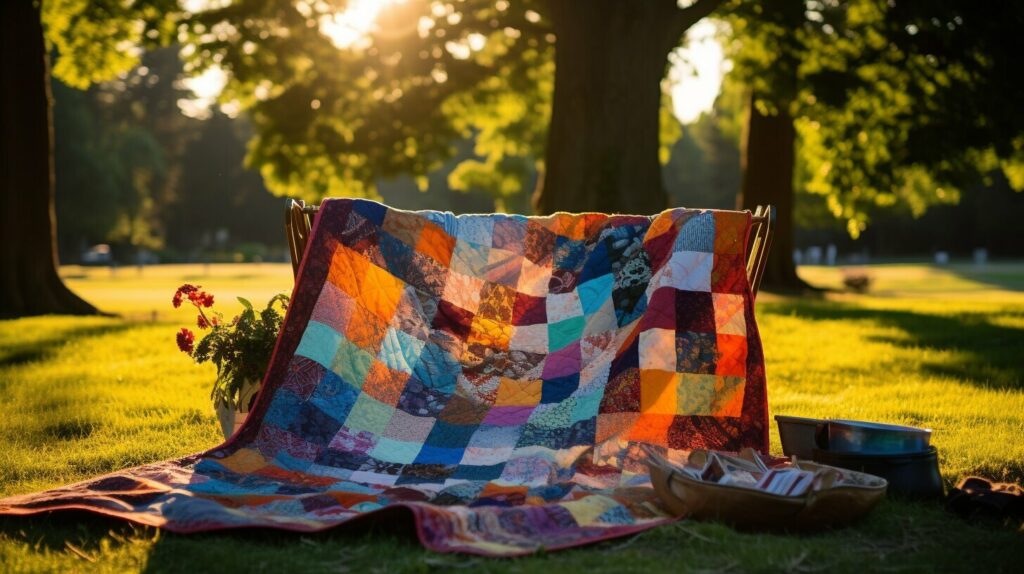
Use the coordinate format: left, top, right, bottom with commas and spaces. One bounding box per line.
51, 49, 518, 263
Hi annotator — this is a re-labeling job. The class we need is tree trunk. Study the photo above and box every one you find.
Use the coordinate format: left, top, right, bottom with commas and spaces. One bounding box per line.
534, 0, 683, 215
737, 91, 811, 291
0, 0, 98, 317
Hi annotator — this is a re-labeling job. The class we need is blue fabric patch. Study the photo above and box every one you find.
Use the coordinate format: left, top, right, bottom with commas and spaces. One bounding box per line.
451, 463, 505, 481
379, 328, 425, 375
553, 236, 586, 271
371, 438, 424, 464
675, 211, 715, 253
528, 483, 573, 502
263, 388, 304, 429
186, 478, 283, 496
308, 370, 360, 422
413, 444, 465, 465
353, 199, 387, 226
614, 293, 648, 327
288, 401, 344, 445
426, 420, 478, 448
379, 231, 415, 271
412, 343, 459, 394
541, 373, 580, 404
578, 274, 614, 316
577, 240, 610, 283
571, 388, 602, 422
316, 448, 370, 470
273, 451, 315, 472
456, 217, 495, 246
295, 321, 343, 369
597, 503, 634, 525
452, 239, 491, 276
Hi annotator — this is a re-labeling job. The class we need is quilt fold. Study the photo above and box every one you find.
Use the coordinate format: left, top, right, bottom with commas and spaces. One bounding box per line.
0, 199, 768, 556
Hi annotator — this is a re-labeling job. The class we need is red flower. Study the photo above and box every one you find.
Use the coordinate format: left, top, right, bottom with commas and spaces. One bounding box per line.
186, 290, 215, 308
197, 315, 209, 329
176, 328, 195, 354
173, 284, 200, 309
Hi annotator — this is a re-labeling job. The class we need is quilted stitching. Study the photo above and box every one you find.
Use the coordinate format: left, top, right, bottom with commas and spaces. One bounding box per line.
0, 199, 768, 556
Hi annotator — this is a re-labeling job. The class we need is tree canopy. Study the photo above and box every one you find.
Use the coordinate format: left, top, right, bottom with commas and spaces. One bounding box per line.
727, 0, 1024, 236
42, 0, 1024, 231
45, 0, 698, 210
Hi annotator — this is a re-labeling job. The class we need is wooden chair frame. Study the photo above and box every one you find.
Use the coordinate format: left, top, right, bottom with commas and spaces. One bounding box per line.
286, 200, 776, 298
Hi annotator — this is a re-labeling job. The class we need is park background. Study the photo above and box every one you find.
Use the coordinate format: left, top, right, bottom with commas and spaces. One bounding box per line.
2, 0, 1023, 572
41, 26, 1024, 272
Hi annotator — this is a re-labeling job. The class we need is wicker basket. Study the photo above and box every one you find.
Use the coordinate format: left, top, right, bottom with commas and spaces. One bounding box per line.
646, 451, 887, 530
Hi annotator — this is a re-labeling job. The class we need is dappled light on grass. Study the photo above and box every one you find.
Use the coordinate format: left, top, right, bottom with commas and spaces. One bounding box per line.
0, 318, 221, 497
58, 263, 293, 321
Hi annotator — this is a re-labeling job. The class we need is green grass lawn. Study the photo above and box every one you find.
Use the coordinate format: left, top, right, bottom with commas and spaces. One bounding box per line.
1, 263, 1023, 573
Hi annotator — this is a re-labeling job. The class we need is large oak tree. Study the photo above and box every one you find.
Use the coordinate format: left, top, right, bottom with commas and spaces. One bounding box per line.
1, 0, 176, 317
729, 0, 1024, 288
1, 0, 97, 316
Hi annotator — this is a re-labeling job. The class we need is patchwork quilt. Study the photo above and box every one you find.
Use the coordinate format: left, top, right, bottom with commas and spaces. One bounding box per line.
0, 199, 768, 556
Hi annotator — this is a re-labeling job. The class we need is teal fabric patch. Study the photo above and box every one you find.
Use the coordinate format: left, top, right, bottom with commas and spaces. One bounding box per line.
549, 316, 585, 350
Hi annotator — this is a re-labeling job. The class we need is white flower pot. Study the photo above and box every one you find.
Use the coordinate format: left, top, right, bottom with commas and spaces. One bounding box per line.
215, 380, 261, 440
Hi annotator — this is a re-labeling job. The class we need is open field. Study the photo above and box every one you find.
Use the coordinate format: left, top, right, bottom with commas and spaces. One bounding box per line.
1, 263, 1022, 572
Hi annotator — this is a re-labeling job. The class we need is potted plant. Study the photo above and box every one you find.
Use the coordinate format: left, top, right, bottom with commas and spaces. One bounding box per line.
173, 284, 289, 439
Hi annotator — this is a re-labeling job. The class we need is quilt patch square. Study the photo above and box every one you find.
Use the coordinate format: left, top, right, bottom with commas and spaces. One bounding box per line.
383, 409, 436, 442
512, 292, 547, 326
416, 221, 456, 266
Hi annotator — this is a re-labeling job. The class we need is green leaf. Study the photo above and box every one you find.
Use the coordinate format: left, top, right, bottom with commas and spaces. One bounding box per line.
237, 297, 253, 310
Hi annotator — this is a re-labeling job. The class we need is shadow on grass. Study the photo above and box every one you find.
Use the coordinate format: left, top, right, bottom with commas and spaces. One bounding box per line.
946, 265, 1024, 293
0, 322, 133, 370
0, 508, 428, 572
3, 499, 1024, 573
762, 300, 1024, 391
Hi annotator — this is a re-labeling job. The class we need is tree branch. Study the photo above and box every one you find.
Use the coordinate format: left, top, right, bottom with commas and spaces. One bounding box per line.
666, 0, 725, 50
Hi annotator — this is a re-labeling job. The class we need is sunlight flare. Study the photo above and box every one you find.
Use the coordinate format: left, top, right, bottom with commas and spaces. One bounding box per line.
320, 0, 406, 50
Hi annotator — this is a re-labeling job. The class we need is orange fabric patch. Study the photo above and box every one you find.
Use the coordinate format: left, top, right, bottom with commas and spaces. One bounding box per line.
362, 360, 409, 404
627, 413, 674, 444
713, 211, 749, 255
217, 448, 267, 474
345, 305, 388, 354
639, 370, 679, 415
715, 334, 747, 377
645, 212, 676, 242
495, 378, 542, 407
596, 412, 639, 443
327, 245, 369, 298
480, 483, 529, 498
416, 222, 456, 266
548, 213, 595, 240
359, 261, 405, 321
328, 491, 380, 508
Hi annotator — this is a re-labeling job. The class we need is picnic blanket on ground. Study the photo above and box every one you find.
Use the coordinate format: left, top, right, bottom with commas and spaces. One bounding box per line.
0, 199, 768, 556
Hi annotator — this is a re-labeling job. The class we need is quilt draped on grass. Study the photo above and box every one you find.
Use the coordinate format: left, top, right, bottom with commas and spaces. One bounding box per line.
0, 199, 768, 556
